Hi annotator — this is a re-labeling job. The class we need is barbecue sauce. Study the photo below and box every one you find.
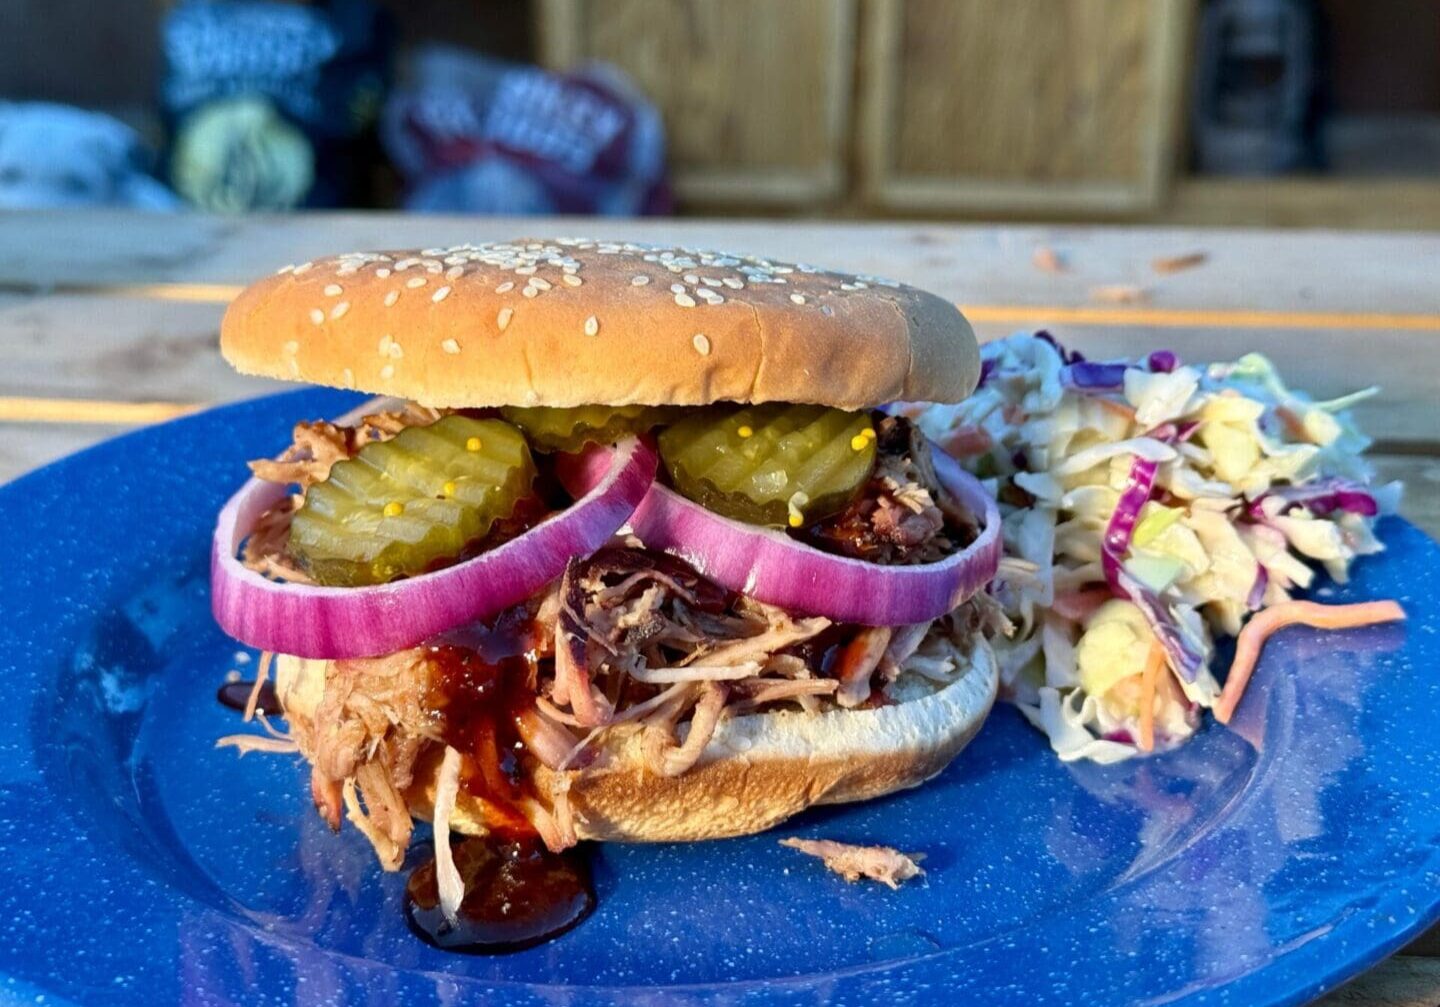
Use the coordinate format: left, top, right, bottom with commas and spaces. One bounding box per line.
405, 613, 596, 953
404, 835, 595, 953
216, 679, 281, 716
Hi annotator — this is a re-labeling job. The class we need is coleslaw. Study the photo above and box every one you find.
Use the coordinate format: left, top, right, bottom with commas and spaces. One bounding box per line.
913, 331, 1401, 763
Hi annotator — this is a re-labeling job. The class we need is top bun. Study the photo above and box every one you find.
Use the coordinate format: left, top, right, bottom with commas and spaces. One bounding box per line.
221, 238, 979, 410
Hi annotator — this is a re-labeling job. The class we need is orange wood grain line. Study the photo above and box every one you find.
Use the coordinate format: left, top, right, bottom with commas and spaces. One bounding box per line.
0, 397, 200, 424
10, 282, 1440, 332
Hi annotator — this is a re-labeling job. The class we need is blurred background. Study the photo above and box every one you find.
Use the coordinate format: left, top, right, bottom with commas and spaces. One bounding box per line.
1, 0, 1437, 228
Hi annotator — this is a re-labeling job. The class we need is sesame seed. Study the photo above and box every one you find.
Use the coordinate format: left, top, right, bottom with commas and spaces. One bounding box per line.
441, 338, 461, 354
683, 273, 699, 284
563, 274, 582, 287
380, 364, 395, 379
723, 277, 744, 289
446, 265, 464, 279
497, 307, 514, 331
341, 367, 355, 387
515, 265, 537, 275
330, 301, 350, 320
670, 283, 686, 294
389, 342, 403, 359
407, 277, 427, 289
692, 333, 711, 355
384, 290, 400, 307
432, 285, 452, 303
584, 316, 599, 336
376, 268, 391, 278
282, 340, 299, 355
632, 275, 650, 286
675, 293, 696, 307
495, 281, 515, 293
378, 334, 393, 356
323, 284, 342, 297
522, 285, 538, 298
701, 277, 721, 287
530, 277, 552, 290
789, 294, 806, 305
309, 308, 324, 325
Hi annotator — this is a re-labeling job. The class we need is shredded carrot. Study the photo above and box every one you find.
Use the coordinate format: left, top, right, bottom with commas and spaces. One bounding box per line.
942, 426, 994, 457
1275, 405, 1312, 443
1137, 642, 1166, 752
1214, 600, 1405, 724
1096, 397, 1138, 422
243, 651, 274, 722
1051, 587, 1113, 623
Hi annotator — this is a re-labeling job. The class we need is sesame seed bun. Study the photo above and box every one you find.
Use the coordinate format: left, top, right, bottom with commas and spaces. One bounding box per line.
220, 238, 980, 410
272, 636, 997, 844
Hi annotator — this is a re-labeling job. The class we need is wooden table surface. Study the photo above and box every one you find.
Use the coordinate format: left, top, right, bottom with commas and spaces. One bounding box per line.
3, 211, 1438, 1005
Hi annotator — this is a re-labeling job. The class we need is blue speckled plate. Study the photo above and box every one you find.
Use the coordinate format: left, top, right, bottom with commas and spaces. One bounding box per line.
3, 389, 1439, 1007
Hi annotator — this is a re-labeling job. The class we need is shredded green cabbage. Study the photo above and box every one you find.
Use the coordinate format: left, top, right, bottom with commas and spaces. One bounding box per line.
916, 333, 1398, 763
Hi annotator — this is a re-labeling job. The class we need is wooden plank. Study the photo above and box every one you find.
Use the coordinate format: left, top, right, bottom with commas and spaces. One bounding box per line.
2, 291, 1428, 448
1316, 955, 1440, 1007
1163, 178, 1440, 232
5, 213, 1440, 318
858, 0, 1193, 215
0, 294, 286, 405
536, 0, 856, 207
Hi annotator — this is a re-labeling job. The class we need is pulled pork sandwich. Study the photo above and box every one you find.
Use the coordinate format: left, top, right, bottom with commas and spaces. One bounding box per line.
213, 239, 1003, 920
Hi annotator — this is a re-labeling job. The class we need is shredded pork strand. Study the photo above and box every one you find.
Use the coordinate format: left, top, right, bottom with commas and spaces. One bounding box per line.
432, 746, 465, 925
221, 414, 1003, 872
642, 681, 729, 777
780, 838, 927, 889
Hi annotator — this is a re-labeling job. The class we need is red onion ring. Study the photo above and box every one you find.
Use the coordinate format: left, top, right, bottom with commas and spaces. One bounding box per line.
560, 441, 1001, 626
212, 433, 657, 659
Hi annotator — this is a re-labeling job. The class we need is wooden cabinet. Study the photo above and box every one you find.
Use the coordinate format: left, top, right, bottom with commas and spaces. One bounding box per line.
537, 0, 1194, 217
858, 0, 1192, 215
537, 0, 857, 208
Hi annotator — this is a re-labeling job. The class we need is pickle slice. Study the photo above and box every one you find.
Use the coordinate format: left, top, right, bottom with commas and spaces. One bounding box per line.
658, 404, 876, 528
289, 415, 536, 586
500, 404, 677, 452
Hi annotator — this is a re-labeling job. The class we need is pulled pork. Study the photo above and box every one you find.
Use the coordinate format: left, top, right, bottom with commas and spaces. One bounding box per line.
779, 837, 926, 889
805, 415, 976, 565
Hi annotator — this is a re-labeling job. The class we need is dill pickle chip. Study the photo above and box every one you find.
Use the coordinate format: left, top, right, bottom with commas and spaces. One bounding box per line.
500, 404, 677, 452
658, 404, 876, 528
288, 415, 536, 586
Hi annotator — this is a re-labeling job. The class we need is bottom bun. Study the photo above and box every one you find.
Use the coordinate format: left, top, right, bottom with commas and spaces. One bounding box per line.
275, 636, 998, 844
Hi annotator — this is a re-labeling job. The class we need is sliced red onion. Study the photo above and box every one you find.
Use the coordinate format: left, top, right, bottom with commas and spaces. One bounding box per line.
560, 442, 1001, 627
1246, 477, 1378, 521
211, 435, 658, 659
